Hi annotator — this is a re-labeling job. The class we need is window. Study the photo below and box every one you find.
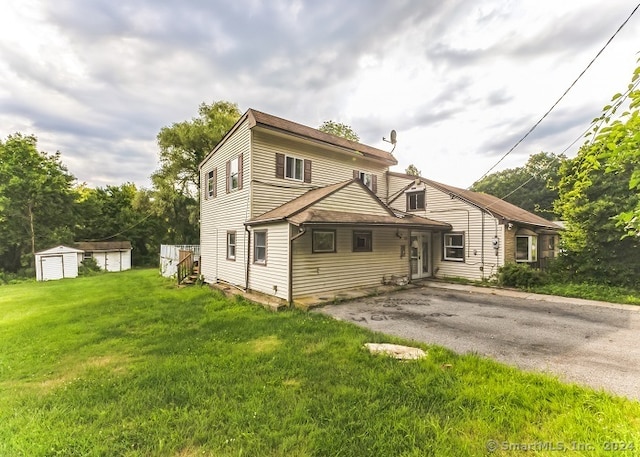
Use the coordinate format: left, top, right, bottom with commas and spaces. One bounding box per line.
443, 233, 464, 261
207, 169, 216, 198
229, 157, 239, 190
83, 252, 92, 260
227, 231, 236, 260
359, 172, 373, 190
312, 230, 336, 253
353, 231, 372, 252
516, 235, 538, 262
254, 231, 267, 264
285, 156, 304, 181
407, 191, 426, 211
353, 170, 377, 192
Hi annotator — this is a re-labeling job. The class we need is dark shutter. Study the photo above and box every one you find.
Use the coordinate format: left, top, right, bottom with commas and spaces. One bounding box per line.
372, 174, 378, 194
213, 168, 217, 198
238, 153, 243, 190
353, 169, 359, 179
226, 160, 230, 193
275, 153, 285, 179
303, 159, 312, 183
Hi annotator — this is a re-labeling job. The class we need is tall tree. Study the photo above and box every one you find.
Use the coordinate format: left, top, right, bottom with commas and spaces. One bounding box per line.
471, 152, 565, 220
405, 164, 421, 177
0, 134, 76, 273
153, 101, 240, 244
318, 120, 360, 142
585, 63, 640, 237
156, 101, 241, 197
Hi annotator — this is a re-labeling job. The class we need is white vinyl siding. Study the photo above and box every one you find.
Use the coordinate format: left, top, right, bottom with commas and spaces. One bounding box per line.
388, 174, 504, 281
292, 227, 408, 298
250, 129, 388, 217
200, 119, 251, 286
248, 223, 289, 300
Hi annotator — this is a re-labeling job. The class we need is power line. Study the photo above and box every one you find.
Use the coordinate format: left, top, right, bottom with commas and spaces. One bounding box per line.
471, 2, 640, 187
481, 75, 640, 211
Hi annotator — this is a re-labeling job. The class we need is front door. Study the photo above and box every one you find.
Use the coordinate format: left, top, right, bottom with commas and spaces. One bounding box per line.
410, 233, 431, 279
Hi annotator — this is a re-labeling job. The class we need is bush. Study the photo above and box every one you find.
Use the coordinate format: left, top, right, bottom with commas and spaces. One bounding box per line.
497, 262, 547, 288
79, 257, 102, 276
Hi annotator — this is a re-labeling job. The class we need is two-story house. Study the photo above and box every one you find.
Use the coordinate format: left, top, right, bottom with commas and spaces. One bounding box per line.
199, 109, 560, 304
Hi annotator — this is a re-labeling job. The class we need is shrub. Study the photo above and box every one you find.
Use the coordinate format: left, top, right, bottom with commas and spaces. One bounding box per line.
79, 257, 102, 276
497, 262, 546, 288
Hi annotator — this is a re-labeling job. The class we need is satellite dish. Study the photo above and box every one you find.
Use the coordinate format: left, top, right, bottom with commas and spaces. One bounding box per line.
383, 129, 398, 153
383, 130, 397, 144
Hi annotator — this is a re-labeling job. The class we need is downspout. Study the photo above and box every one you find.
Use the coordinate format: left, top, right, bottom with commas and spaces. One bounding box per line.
288, 225, 307, 305
481, 211, 485, 280
245, 225, 251, 291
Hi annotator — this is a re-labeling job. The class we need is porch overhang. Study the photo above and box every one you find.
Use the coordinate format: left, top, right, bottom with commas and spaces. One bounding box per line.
270, 209, 452, 230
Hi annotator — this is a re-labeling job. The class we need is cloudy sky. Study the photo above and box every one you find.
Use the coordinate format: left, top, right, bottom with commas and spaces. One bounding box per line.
1, 1, 639, 190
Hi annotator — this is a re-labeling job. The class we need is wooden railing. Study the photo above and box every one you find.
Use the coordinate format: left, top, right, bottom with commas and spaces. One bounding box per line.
176, 252, 193, 284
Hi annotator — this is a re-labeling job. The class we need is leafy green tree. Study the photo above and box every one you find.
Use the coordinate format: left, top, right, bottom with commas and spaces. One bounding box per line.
405, 164, 421, 177
75, 183, 163, 266
586, 64, 640, 237
318, 120, 360, 142
153, 101, 240, 244
156, 101, 241, 197
0, 134, 76, 273
471, 152, 565, 219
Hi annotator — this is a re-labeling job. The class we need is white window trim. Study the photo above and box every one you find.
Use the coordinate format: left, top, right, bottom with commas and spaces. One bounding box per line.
312, 230, 336, 253
285, 155, 304, 181
207, 170, 215, 198
230, 157, 239, 191
254, 230, 267, 265
227, 231, 236, 261
407, 191, 426, 211
358, 171, 373, 190
516, 235, 538, 263
443, 233, 464, 262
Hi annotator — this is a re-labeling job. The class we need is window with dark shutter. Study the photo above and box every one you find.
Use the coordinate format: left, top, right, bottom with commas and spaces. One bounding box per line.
304, 159, 312, 183
275, 153, 285, 179
238, 153, 243, 190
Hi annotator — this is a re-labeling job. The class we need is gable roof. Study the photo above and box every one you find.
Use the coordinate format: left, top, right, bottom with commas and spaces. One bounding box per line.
247, 179, 450, 230
36, 245, 84, 255
388, 171, 560, 230
74, 241, 132, 251
200, 109, 397, 167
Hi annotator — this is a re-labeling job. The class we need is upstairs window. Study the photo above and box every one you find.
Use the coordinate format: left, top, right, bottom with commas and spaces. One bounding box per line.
407, 191, 425, 211
226, 154, 243, 192
206, 169, 216, 198
443, 233, 464, 261
276, 153, 311, 183
286, 156, 304, 181
353, 170, 377, 192
229, 157, 239, 190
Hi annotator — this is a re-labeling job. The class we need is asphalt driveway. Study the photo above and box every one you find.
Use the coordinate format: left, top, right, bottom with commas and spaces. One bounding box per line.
316, 284, 640, 401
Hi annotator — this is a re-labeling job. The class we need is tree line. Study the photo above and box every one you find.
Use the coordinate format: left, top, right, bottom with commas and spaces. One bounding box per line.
2, 62, 639, 286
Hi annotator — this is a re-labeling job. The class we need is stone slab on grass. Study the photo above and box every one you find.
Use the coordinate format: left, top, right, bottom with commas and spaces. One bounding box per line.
364, 343, 427, 360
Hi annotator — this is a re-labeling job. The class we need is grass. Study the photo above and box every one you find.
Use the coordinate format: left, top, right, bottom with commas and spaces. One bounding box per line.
529, 282, 640, 306
1, 269, 639, 456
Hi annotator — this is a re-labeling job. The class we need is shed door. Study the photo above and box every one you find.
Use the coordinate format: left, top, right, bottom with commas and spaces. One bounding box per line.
106, 251, 121, 272
41, 255, 64, 281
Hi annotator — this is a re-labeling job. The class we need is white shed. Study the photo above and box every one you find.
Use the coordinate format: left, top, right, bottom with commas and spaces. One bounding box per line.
35, 245, 84, 281
74, 241, 133, 272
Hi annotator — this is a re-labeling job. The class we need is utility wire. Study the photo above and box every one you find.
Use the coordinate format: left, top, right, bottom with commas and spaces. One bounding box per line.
482, 75, 640, 210
471, 2, 640, 187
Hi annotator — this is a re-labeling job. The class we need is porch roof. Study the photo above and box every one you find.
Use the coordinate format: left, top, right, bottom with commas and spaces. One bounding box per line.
287, 209, 451, 230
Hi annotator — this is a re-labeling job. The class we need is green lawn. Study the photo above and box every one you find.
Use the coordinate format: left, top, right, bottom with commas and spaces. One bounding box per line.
0, 270, 638, 456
